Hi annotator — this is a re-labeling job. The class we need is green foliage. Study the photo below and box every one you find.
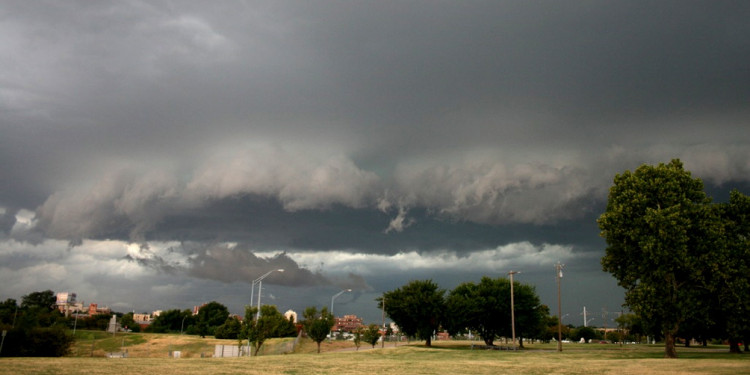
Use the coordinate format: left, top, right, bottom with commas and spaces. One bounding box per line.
380, 279, 445, 347
196, 301, 229, 337
353, 328, 362, 350
146, 309, 194, 334
1, 326, 74, 357
21, 290, 56, 310
214, 317, 242, 339
443, 276, 544, 347
513, 284, 545, 348
572, 326, 598, 343
704, 190, 750, 352
600, 160, 750, 356
599, 160, 713, 357
119, 312, 137, 332
362, 324, 381, 348
444, 277, 507, 345
605, 330, 622, 343
78, 313, 114, 331
0, 298, 18, 326
302, 306, 335, 353
615, 313, 645, 343
242, 305, 296, 355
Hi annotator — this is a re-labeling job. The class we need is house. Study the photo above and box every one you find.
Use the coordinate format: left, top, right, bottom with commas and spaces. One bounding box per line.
333, 314, 364, 333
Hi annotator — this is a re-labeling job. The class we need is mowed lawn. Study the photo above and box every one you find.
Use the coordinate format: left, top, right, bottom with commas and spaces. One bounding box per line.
1, 335, 748, 375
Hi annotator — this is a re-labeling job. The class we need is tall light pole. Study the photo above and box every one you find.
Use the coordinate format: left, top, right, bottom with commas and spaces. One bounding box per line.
555, 262, 564, 352
329, 289, 352, 342
253, 269, 284, 320
508, 270, 520, 351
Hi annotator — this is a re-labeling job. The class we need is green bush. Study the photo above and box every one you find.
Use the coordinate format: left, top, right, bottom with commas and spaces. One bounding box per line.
1, 326, 74, 357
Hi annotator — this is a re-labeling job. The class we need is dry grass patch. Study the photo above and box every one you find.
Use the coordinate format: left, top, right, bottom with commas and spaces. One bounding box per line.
4, 336, 747, 375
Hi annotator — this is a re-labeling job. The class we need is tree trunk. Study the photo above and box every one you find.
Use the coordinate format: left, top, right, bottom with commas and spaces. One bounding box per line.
483, 337, 493, 346
728, 338, 741, 354
316, 342, 321, 354
519, 337, 524, 349
664, 332, 677, 358
425, 336, 432, 347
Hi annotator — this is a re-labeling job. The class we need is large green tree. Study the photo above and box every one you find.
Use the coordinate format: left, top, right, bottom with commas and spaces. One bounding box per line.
21, 290, 56, 310
444, 277, 509, 346
196, 301, 229, 337
302, 306, 335, 354
708, 190, 750, 352
512, 283, 545, 348
444, 277, 544, 347
214, 317, 242, 339
120, 312, 140, 332
380, 279, 444, 347
599, 160, 714, 358
0, 298, 18, 326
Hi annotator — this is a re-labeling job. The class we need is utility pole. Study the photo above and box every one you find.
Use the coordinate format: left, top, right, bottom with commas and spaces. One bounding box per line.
583, 306, 588, 327
555, 262, 564, 352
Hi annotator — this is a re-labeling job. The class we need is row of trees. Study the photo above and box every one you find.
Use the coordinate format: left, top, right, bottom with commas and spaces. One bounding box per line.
0, 290, 74, 356
379, 278, 547, 347
599, 160, 750, 357
145, 301, 232, 337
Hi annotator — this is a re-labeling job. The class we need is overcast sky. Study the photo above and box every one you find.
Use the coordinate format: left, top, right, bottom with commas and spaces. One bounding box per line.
1, 1, 749, 326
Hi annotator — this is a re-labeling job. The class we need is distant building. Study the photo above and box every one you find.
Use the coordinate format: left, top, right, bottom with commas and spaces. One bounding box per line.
192, 303, 207, 315
333, 314, 364, 333
133, 313, 151, 323
88, 303, 111, 316
55, 292, 77, 316
284, 310, 298, 323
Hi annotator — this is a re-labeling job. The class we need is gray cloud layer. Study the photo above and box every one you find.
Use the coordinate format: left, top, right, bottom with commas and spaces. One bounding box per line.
1, 1, 749, 319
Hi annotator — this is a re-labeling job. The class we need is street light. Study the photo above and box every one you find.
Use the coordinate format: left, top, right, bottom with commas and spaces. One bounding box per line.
555, 262, 564, 352
508, 270, 520, 351
253, 269, 284, 320
329, 289, 352, 342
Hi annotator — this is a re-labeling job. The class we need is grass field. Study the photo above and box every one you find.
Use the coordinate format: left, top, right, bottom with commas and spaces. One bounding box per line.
1, 332, 748, 375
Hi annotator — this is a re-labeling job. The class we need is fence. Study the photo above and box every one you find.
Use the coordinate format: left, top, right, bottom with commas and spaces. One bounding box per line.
214, 332, 302, 358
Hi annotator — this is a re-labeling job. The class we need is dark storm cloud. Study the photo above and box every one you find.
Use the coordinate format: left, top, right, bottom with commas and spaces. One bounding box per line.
0, 210, 14, 237
1, 1, 749, 320
123, 241, 332, 287
187, 245, 328, 286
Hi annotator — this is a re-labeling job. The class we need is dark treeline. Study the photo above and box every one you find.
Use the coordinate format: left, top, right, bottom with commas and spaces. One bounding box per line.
0, 290, 74, 357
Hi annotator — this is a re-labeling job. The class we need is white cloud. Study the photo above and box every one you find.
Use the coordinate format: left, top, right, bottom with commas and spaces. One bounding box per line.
187, 146, 382, 211
263, 242, 592, 277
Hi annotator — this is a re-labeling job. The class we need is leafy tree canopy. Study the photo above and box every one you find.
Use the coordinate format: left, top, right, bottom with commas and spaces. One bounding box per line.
214, 317, 242, 340
21, 290, 56, 310
444, 276, 544, 347
598, 159, 737, 357
146, 309, 193, 333
362, 324, 381, 348
302, 306, 334, 353
242, 305, 297, 355
380, 279, 444, 347
196, 301, 229, 337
